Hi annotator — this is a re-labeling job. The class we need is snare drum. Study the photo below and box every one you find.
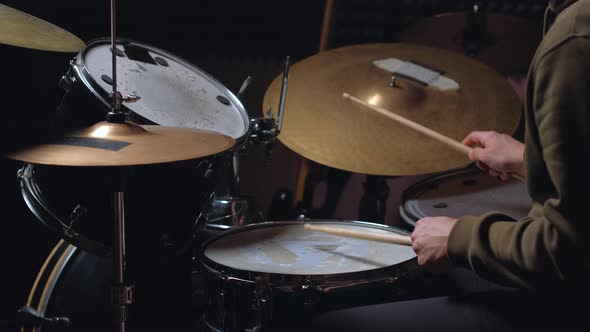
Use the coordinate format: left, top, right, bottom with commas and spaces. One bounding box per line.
400, 166, 532, 227
57, 38, 250, 142
200, 220, 418, 332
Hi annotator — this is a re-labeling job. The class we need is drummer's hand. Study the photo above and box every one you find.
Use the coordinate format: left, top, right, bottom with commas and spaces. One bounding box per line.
411, 216, 458, 273
462, 131, 525, 181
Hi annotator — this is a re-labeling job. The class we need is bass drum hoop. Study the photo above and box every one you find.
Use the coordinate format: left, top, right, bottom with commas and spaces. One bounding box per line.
200, 220, 418, 290
71, 38, 251, 144
20, 240, 77, 332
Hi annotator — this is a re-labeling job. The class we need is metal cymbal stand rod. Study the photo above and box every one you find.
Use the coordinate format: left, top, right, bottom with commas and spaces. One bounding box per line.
108, 1, 133, 332
112, 190, 133, 332
108, 0, 125, 124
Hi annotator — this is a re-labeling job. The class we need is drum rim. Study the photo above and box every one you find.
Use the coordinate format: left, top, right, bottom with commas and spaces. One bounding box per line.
399, 165, 497, 226
71, 37, 251, 143
200, 220, 418, 287
18, 164, 111, 255
22, 240, 78, 332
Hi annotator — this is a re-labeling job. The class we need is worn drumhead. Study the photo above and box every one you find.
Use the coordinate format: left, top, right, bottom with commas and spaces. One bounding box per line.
400, 167, 532, 226
204, 222, 416, 275
79, 39, 249, 139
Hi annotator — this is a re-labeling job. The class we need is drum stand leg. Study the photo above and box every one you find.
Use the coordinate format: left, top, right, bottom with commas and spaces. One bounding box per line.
112, 191, 134, 332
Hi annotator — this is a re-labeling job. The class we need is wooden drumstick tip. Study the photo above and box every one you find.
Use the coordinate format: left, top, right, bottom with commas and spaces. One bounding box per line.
342, 92, 351, 99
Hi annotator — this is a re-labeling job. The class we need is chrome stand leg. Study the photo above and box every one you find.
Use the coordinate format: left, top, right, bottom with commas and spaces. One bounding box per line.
112, 191, 133, 332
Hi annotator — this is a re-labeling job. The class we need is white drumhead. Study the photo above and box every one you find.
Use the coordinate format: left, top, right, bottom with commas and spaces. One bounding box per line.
80, 40, 248, 139
204, 222, 416, 275
402, 169, 532, 224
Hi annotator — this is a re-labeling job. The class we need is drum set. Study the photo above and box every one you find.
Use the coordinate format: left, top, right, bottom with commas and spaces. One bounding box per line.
1, 2, 537, 332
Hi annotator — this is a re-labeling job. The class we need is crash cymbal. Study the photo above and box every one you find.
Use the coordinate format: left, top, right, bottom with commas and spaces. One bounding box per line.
399, 12, 542, 75
263, 43, 521, 176
6, 121, 235, 166
0, 3, 85, 52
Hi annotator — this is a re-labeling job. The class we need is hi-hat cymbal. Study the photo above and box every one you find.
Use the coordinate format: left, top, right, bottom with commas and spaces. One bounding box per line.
399, 12, 542, 75
6, 121, 235, 166
263, 43, 521, 176
0, 3, 85, 52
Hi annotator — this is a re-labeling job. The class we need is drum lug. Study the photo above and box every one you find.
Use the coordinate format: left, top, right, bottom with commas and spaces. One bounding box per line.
300, 276, 319, 312
122, 93, 141, 103
246, 276, 271, 332
16, 166, 29, 180
218, 272, 229, 331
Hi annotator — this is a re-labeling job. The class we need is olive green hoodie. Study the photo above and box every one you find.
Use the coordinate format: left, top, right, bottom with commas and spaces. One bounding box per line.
447, 0, 590, 292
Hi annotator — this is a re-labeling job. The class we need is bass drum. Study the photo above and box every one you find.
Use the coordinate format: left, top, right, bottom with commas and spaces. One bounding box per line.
57, 38, 250, 143
21, 240, 111, 332
399, 166, 532, 228
21, 240, 198, 332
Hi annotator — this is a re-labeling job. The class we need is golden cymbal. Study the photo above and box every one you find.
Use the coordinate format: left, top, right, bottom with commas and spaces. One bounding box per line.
6, 121, 235, 166
263, 43, 521, 176
399, 12, 542, 75
0, 3, 85, 52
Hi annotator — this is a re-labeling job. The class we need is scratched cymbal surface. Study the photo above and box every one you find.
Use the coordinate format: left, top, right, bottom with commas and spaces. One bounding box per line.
263, 43, 521, 176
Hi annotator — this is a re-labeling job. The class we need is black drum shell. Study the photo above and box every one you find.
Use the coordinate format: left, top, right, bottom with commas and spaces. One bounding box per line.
19, 159, 217, 256
22, 240, 196, 332
21, 241, 111, 332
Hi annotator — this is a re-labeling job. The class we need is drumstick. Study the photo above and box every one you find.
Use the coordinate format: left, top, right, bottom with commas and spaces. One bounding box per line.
342, 92, 525, 182
304, 223, 412, 246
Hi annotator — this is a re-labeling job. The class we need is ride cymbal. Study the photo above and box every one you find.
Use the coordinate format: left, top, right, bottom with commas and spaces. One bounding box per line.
0, 3, 85, 52
6, 121, 235, 166
399, 12, 542, 75
263, 43, 521, 176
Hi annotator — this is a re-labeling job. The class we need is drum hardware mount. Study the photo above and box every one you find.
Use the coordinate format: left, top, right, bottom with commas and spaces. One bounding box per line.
64, 204, 87, 237
58, 60, 78, 93
237, 75, 253, 99
249, 55, 289, 145
246, 276, 272, 332
15, 306, 71, 329
198, 58, 289, 232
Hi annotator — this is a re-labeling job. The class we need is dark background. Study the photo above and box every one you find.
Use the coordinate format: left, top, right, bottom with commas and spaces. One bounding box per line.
0, 0, 548, 327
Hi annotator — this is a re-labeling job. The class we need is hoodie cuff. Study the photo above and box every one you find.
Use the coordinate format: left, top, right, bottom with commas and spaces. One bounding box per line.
447, 215, 479, 268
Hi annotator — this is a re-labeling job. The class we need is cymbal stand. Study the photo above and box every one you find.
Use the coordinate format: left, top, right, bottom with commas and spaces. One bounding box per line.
107, 1, 133, 332
462, 2, 490, 57
249, 56, 289, 144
